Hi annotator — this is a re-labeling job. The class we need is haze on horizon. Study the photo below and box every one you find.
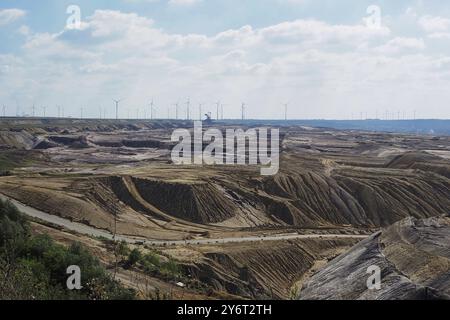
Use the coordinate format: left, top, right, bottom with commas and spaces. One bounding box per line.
1, 0, 450, 120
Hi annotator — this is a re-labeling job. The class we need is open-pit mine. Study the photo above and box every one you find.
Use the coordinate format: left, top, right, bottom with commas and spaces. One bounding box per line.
0, 118, 449, 300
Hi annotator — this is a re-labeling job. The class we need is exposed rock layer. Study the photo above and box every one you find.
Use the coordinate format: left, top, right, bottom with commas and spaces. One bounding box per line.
298, 215, 450, 300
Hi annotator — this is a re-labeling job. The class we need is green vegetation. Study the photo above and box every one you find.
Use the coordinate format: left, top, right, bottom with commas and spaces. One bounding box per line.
0, 154, 17, 175
0, 151, 36, 175
116, 240, 131, 263
127, 248, 142, 266
0, 198, 135, 300
124, 247, 182, 280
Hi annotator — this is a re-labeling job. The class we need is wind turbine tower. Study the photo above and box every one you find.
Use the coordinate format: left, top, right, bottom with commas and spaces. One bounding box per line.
216, 101, 221, 120
186, 98, 191, 120
283, 103, 289, 121
241, 103, 246, 120
113, 99, 122, 120
198, 103, 203, 121
174, 103, 180, 120
149, 99, 155, 120
15, 99, 20, 117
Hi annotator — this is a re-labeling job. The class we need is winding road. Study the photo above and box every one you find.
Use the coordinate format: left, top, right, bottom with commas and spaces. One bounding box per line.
0, 194, 368, 246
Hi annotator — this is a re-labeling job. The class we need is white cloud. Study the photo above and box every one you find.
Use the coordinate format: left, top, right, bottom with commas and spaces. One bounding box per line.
168, 0, 202, 6
2, 9, 450, 119
417, 15, 450, 40
419, 15, 450, 33
0, 9, 26, 26
375, 37, 425, 54
428, 32, 450, 39
259, 19, 390, 45
17, 25, 31, 36
405, 7, 418, 18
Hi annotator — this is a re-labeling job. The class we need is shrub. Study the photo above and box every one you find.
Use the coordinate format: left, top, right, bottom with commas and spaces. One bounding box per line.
0, 199, 136, 300
127, 248, 142, 266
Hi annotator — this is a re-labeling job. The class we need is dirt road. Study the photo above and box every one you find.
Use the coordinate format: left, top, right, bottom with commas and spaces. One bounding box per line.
0, 194, 368, 246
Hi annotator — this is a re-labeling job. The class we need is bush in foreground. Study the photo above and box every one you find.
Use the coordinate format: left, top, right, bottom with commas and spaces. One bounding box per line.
0, 199, 135, 300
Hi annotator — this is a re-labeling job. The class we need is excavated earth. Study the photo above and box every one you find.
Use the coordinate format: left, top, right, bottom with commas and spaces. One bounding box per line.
298, 215, 450, 300
174, 238, 359, 299
0, 118, 449, 299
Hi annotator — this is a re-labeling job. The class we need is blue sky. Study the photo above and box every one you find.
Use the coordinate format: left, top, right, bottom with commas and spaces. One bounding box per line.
1, 0, 450, 119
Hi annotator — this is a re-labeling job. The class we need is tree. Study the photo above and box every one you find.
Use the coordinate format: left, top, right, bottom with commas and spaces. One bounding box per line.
128, 249, 142, 266
0, 199, 136, 300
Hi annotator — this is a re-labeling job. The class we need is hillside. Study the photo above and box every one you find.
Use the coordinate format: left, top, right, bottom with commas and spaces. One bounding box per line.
298, 215, 450, 300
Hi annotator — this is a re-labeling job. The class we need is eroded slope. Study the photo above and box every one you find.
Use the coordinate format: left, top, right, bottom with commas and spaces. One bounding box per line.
298, 215, 450, 300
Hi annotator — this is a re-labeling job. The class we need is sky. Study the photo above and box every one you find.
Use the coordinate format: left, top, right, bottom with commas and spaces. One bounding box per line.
0, 0, 450, 120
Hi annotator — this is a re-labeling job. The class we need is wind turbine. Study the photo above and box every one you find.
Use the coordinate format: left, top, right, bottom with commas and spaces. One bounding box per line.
241, 103, 246, 120
113, 98, 123, 120
149, 99, 156, 120
2, 105, 5, 117
198, 103, 204, 121
282, 103, 289, 121
221, 104, 226, 120
31, 104, 36, 117
215, 101, 221, 120
42, 106, 46, 118
15, 99, 20, 117
173, 102, 180, 120
57, 105, 63, 118
186, 97, 191, 120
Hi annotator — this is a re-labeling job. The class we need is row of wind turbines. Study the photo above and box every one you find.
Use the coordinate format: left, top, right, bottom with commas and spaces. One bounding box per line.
108, 99, 290, 121
2, 98, 289, 120
2, 101, 417, 121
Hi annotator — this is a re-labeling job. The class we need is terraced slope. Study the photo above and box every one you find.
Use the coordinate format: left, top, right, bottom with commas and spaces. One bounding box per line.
298, 215, 450, 300
174, 238, 359, 299
1, 121, 449, 232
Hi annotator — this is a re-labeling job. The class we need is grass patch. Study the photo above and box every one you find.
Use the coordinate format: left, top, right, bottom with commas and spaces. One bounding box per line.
0, 150, 38, 173
124, 247, 182, 281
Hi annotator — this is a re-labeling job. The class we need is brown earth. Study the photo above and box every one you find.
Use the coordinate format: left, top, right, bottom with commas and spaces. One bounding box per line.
298, 215, 450, 300
0, 118, 449, 299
